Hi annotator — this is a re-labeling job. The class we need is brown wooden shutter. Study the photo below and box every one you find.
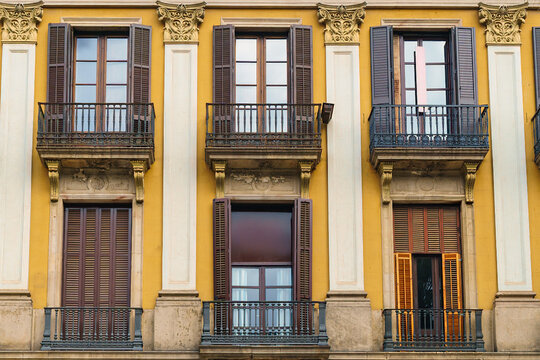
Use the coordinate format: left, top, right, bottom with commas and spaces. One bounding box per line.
533, 27, 540, 109
294, 198, 312, 301
393, 207, 410, 252
394, 253, 413, 341
370, 26, 394, 105
426, 208, 441, 253
411, 208, 425, 253
83, 208, 98, 306
442, 253, 463, 340
213, 25, 235, 134
289, 26, 313, 134
63, 208, 83, 307
129, 24, 152, 133
47, 23, 72, 132
112, 209, 131, 307
442, 207, 460, 253
453, 27, 477, 105
213, 198, 231, 301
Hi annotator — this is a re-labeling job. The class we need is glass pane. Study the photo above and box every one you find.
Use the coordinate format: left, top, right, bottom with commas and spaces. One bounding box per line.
266, 39, 287, 61
236, 63, 257, 85
107, 38, 128, 60
266, 288, 292, 302
266, 86, 287, 104
75, 62, 97, 84
106, 85, 127, 103
426, 90, 447, 105
426, 65, 447, 89
265, 268, 292, 286
404, 41, 416, 62
232, 267, 259, 286
416, 257, 434, 309
236, 86, 257, 103
404, 64, 416, 88
75, 85, 96, 102
266, 63, 287, 85
236, 39, 257, 61
424, 40, 446, 63
405, 90, 416, 105
232, 288, 259, 301
106, 62, 127, 84
76, 38, 97, 61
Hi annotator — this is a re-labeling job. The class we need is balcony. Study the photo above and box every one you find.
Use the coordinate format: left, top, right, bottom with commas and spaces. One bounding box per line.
36, 103, 155, 169
533, 107, 540, 167
205, 103, 322, 169
200, 301, 329, 360
369, 104, 489, 171
40, 307, 143, 351
383, 308, 484, 352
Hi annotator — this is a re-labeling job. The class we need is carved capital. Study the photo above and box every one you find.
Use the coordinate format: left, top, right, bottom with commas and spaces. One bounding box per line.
212, 160, 226, 198
46, 160, 60, 202
299, 161, 314, 199
463, 162, 479, 204
0, 2, 42, 43
479, 2, 527, 45
377, 162, 393, 204
157, 1, 205, 44
131, 161, 147, 203
317, 2, 366, 44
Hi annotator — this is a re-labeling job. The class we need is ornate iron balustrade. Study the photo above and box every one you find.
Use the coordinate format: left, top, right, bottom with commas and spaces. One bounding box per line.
383, 308, 484, 352
533, 107, 540, 161
205, 103, 322, 148
37, 103, 155, 148
201, 301, 327, 345
369, 105, 489, 150
41, 307, 143, 351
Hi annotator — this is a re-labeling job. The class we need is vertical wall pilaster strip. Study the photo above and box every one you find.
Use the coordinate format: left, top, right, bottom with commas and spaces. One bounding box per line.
0, 44, 36, 290
326, 45, 364, 293
487, 45, 532, 292
162, 43, 198, 291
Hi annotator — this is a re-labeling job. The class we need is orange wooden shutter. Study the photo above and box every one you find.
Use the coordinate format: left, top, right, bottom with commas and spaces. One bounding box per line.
442, 253, 463, 341
394, 253, 413, 341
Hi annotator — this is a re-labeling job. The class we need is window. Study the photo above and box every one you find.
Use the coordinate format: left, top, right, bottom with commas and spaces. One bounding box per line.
47, 24, 151, 133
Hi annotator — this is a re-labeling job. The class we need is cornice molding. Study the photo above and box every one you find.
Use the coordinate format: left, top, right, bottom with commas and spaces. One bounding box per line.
478, 2, 527, 45
317, 2, 366, 45
380, 18, 462, 29
220, 17, 301, 28
60, 16, 142, 26
0, 1, 42, 43
157, 1, 205, 43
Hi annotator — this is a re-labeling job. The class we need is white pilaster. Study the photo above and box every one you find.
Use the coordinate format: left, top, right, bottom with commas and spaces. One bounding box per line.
325, 45, 364, 293
162, 43, 198, 291
487, 45, 532, 292
0, 43, 36, 290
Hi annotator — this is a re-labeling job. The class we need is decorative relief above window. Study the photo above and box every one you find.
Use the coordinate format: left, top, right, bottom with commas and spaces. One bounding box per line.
317, 2, 366, 44
157, 1, 205, 43
478, 2, 527, 45
0, 1, 42, 43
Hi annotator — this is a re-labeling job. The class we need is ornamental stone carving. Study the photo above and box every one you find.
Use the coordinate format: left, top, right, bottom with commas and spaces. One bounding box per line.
157, 1, 205, 43
0, 2, 42, 43
317, 2, 366, 44
478, 2, 527, 45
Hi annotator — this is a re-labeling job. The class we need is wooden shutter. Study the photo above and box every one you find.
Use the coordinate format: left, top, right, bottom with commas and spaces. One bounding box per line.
213, 198, 231, 301
411, 208, 425, 253
442, 253, 463, 341
290, 26, 313, 134
394, 253, 413, 341
533, 27, 540, 109
453, 27, 477, 105
426, 208, 441, 253
63, 208, 83, 307
442, 207, 460, 253
370, 26, 394, 105
213, 25, 235, 134
47, 23, 72, 133
129, 25, 152, 133
393, 207, 410, 252
112, 209, 131, 307
294, 198, 312, 301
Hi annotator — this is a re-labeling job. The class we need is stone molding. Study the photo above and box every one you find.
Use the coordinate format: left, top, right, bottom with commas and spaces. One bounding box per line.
377, 162, 393, 205
380, 18, 462, 29
479, 2, 527, 45
60, 16, 142, 26
0, 1, 42, 43
212, 160, 226, 198
131, 160, 147, 203
299, 161, 313, 198
220, 17, 301, 28
317, 3, 366, 44
45, 160, 60, 202
157, 1, 205, 43
463, 161, 479, 203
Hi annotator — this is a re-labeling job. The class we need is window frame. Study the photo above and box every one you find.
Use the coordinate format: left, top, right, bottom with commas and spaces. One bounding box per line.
231, 265, 293, 302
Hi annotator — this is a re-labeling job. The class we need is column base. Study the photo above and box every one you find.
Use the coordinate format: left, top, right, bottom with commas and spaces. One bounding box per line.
154, 290, 201, 350
326, 291, 372, 351
493, 291, 540, 351
0, 291, 33, 350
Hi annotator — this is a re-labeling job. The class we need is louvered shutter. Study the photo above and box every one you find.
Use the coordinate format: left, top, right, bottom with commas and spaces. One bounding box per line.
293, 198, 312, 334
129, 24, 152, 133
453, 27, 478, 137
290, 25, 313, 134
394, 253, 413, 341
370, 26, 394, 135
112, 209, 131, 308
213, 25, 235, 134
393, 207, 410, 252
442, 253, 463, 341
533, 27, 540, 109
426, 208, 441, 253
442, 207, 460, 253
63, 208, 83, 307
47, 23, 72, 133
213, 198, 231, 300
83, 208, 98, 307
411, 208, 425, 253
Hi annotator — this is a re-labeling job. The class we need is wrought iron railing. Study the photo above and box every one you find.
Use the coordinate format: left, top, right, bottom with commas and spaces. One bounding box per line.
532, 107, 540, 160
383, 309, 484, 352
41, 307, 143, 350
37, 103, 155, 147
205, 103, 322, 148
201, 301, 327, 345
369, 105, 489, 150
